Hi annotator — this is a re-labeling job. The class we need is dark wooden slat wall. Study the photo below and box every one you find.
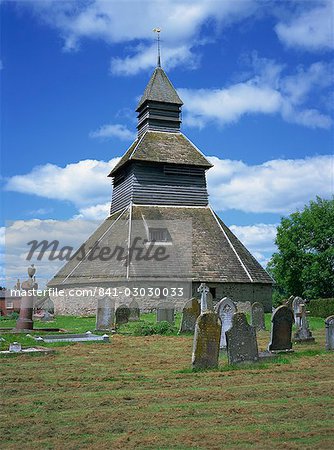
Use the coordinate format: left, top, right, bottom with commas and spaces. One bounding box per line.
111, 162, 209, 213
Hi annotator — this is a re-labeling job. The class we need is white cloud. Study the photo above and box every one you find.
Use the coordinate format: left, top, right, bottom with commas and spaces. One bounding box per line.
74, 202, 110, 220
24, 0, 258, 73
5, 158, 120, 207
207, 154, 334, 214
89, 123, 135, 141
179, 59, 333, 129
2, 219, 99, 288
230, 223, 278, 267
110, 43, 200, 76
275, 1, 334, 52
5, 153, 333, 217
230, 224, 277, 252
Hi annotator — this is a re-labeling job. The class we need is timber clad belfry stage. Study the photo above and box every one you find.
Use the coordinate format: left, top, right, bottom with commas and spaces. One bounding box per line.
48, 63, 273, 315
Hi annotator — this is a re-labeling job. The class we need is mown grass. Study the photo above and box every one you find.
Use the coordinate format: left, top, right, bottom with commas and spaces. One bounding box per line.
0, 314, 333, 449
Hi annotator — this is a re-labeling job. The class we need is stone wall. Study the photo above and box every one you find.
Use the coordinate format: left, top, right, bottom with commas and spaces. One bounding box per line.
192, 282, 272, 313
50, 281, 192, 316
51, 281, 272, 315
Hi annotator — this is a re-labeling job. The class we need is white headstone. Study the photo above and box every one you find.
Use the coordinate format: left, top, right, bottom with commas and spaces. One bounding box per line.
216, 297, 237, 349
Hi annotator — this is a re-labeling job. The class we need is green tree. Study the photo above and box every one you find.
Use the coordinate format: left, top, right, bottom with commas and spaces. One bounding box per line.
267, 197, 334, 300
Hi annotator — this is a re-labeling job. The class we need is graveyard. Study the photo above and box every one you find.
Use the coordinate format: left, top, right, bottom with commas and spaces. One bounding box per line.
1, 310, 333, 449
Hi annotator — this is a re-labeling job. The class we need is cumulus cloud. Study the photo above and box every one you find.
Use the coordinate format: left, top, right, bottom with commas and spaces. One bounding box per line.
5, 158, 120, 207
275, 1, 334, 52
89, 123, 135, 141
230, 223, 278, 267
5, 153, 333, 217
24, 0, 258, 73
2, 219, 99, 288
207, 154, 333, 214
179, 58, 333, 129
74, 203, 110, 220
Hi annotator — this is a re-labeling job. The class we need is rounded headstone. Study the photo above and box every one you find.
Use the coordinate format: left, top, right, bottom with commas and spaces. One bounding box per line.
192, 311, 221, 370
179, 298, 200, 333
226, 313, 258, 364
115, 304, 130, 325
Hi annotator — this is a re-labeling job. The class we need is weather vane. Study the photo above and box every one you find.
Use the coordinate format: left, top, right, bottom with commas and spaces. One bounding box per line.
153, 27, 161, 68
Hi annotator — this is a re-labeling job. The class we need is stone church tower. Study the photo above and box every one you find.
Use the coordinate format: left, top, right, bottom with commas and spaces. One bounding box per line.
48, 63, 273, 314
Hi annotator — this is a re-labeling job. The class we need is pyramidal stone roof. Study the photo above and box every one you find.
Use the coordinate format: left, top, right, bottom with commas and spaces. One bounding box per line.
109, 131, 212, 176
136, 67, 183, 110
48, 205, 273, 287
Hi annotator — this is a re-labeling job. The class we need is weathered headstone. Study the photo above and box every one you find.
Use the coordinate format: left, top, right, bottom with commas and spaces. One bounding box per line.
268, 305, 294, 351
216, 297, 237, 349
192, 311, 221, 370
95, 297, 115, 330
250, 302, 266, 331
292, 297, 304, 328
128, 299, 140, 322
325, 315, 334, 351
236, 301, 251, 314
294, 303, 315, 342
115, 304, 130, 325
179, 298, 200, 333
156, 302, 174, 324
226, 313, 258, 364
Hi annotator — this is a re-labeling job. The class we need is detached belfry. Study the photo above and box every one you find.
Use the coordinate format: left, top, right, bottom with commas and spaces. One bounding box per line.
48, 35, 273, 314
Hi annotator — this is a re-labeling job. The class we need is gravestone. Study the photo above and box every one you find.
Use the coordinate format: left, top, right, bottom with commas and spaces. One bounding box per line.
41, 311, 54, 322
156, 302, 174, 324
250, 302, 266, 331
268, 305, 294, 351
115, 304, 130, 325
325, 315, 334, 351
95, 297, 115, 331
236, 301, 251, 314
285, 295, 294, 309
292, 297, 304, 328
294, 303, 314, 342
179, 298, 200, 333
128, 299, 140, 322
192, 311, 221, 370
216, 297, 237, 349
226, 313, 258, 364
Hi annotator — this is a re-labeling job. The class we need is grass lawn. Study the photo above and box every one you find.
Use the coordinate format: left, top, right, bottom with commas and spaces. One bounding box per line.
1, 314, 333, 449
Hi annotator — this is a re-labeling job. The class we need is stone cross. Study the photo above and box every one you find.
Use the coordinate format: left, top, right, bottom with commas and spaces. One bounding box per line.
268, 305, 294, 351
198, 283, 210, 313
14, 265, 37, 331
192, 311, 221, 370
226, 313, 258, 364
325, 315, 334, 351
216, 297, 237, 349
294, 303, 314, 342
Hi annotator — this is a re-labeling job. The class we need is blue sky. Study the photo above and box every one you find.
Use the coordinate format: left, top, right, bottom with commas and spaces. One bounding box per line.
1, 0, 333, 286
